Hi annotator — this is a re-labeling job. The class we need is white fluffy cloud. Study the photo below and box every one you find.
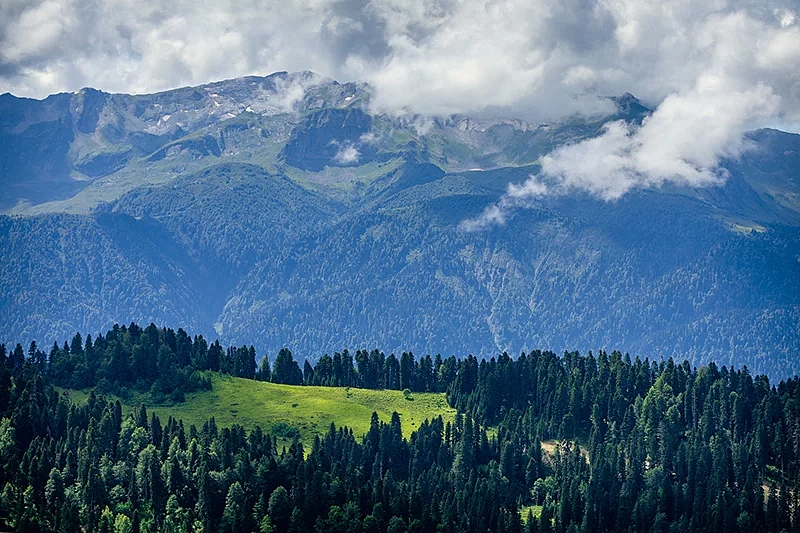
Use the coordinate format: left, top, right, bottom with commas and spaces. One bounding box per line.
1, 0, 799, 210
334, 144, 361, 164
533, 83, 781, 200
2, 0, 796, 117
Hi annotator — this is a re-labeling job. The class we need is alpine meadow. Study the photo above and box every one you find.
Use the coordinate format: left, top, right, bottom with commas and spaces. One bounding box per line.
1, 0, 800, 532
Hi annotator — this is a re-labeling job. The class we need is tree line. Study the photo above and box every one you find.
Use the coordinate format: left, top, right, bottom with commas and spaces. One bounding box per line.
11, 322, 461, 398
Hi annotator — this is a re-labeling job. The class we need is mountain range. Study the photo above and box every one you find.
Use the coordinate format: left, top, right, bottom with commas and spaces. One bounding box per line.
1, 71, 799, 378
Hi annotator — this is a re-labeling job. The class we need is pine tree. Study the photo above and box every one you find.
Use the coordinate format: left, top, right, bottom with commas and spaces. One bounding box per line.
221, 481, 247, 533
268, 486, 291, 533
271, 350, 302, 385
257, 356, 271, 382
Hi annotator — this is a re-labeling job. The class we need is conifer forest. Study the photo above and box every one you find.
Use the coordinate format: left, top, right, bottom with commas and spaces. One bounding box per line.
0, 323, 798, 533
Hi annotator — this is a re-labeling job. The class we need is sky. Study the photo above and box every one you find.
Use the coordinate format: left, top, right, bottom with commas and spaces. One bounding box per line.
2, 0, 799, 212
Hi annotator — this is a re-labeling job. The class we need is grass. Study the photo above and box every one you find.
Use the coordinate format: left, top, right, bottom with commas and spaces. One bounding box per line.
519, 505, 543, 523
60, 388, 92, 405
23, 125, 286, 215
540, 439, 559, 456
541, 439, 590, 463
282, 158, 403, 200
61, 373, 456, 446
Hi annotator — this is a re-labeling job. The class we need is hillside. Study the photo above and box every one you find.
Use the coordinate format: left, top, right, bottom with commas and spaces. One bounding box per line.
2, 73, 799, 378
65, 373, 456, 445
3, 334, 799, 533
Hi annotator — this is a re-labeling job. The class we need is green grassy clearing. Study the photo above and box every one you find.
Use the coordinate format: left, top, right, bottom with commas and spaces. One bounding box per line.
541, 439, 590, 463
519, 505, 543, 523
61, 373, 456, 446
283, 158, 403, 199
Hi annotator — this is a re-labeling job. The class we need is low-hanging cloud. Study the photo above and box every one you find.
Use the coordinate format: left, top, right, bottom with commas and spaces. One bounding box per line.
545, 87, 778, 194
271, 72, 328, 113
333, 144, 361, 164
1, 0, 799, 210
462, 80, 785, 230
453, 5, 800, 229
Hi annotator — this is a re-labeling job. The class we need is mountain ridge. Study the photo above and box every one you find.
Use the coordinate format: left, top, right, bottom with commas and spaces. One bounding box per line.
1, 72, 799, 378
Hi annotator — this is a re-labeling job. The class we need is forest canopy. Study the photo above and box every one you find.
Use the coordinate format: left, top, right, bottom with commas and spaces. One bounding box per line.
0, 323, 798, 533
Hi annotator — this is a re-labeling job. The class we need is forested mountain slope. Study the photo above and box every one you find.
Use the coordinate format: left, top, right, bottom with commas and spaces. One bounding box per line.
0, 213, 211, 338
1, 73, 799, 378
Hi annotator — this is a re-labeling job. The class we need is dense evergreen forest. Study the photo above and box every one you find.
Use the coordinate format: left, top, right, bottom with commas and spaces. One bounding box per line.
1, 322, 799, 532
32, 322, 458, 398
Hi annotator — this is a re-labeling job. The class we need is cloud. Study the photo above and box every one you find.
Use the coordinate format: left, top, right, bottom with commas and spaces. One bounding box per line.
456, 6, 800, 229
0, 0, 340, 97
776, 8, 797, 28
271, 71, 326, 113
1, 0, 798, 212
534, 83, 780, 199
0, 0, 795, 119
462, 81, 784, 229
458, 179, 548, 231
333, 144, 360, 164
459, 203, 510, 232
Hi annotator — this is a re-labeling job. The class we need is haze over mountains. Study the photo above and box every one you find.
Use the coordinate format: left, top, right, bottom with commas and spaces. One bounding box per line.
1, 71, 799, 378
